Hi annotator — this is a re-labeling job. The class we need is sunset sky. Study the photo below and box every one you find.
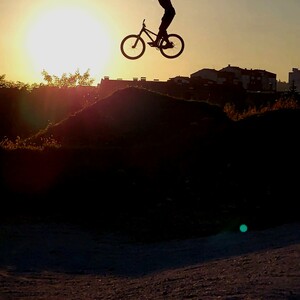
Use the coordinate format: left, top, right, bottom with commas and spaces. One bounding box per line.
0, 0, 299, 85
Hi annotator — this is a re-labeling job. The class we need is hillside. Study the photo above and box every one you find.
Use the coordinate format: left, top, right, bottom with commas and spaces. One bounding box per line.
1, 87, 300, 241
26, 86, 230, 147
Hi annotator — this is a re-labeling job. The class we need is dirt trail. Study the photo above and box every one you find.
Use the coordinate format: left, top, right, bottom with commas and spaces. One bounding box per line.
1, 222, 300, 299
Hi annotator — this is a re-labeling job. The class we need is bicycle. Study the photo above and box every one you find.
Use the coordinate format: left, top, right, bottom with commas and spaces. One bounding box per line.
120, 19, 184, 60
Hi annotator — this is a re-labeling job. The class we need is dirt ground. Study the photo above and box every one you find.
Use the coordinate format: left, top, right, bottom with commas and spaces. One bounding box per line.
1, 222, 300, 299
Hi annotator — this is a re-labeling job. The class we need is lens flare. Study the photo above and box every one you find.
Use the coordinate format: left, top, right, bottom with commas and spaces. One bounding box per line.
239, 224, 248, 233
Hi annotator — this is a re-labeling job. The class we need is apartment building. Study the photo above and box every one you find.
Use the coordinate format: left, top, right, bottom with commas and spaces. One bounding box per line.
97, 65, 278, 108
289, 68, 300, 92
191, 65, 277, 92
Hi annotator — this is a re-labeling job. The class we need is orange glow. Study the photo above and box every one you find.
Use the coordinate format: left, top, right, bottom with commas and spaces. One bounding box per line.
25, 5, 112, 77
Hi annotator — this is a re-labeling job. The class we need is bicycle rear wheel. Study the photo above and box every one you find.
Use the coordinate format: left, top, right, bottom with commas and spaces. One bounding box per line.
120, 35, 146, 60
160, 34, 184, 59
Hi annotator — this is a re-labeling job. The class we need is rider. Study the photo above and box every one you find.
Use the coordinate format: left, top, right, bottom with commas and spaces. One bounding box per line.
148, 0, 176, 48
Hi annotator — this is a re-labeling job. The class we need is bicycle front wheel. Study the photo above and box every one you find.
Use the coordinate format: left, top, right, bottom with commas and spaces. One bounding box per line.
160, 34, 184, 59
120, 35, 146, 60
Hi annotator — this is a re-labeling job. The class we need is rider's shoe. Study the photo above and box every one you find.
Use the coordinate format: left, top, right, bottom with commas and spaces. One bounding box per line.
148, 41, 159, 47
161, 41, 174, 49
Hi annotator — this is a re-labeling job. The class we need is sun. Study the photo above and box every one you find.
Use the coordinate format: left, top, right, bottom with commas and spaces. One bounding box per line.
25, 6, 112, 78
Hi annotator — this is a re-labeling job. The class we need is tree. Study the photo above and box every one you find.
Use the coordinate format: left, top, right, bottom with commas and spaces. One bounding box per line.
0, 74, 31, 89
0, 74, 6, 88
41, 69, 95, 87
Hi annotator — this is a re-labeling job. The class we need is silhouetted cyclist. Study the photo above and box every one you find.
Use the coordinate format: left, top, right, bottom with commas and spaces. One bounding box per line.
148, 0, 176, 48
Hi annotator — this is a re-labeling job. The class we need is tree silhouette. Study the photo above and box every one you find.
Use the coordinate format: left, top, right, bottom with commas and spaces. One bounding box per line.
0, 74, 31, 89
41, 69, 95, 87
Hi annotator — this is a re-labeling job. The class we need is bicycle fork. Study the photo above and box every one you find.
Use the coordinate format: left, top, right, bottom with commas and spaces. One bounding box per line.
132, 29, 144, 48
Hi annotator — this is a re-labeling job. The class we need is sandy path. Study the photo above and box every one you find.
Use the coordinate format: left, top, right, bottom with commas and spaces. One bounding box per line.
1, 222, 300, 299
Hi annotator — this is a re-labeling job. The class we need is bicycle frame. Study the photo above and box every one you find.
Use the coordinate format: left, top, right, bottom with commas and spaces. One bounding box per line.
133, 19, 157, 47
120, 19, 184, 59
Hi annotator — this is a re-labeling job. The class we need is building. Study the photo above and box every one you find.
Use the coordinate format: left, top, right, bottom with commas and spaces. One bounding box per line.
97, 65, 278, 108
98, 76, 192, 99
191, 69, 219, 83
98, 76, 167, 98
289, 68, 300, 93
192, 65, 277, 93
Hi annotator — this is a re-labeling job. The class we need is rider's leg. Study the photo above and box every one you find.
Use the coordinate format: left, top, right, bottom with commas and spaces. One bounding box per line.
160, 8, 175, 34
156, 28, 167, 43
148, 8, 175, 47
